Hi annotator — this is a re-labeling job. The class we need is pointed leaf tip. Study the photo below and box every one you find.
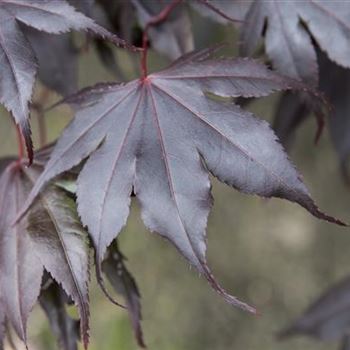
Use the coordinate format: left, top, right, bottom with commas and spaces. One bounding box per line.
301, 198, 347, 227
95, 255, 127, 309
201, 263, 256, 314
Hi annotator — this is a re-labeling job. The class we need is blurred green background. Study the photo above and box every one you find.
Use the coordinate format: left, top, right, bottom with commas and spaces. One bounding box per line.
1, 11, 350, 350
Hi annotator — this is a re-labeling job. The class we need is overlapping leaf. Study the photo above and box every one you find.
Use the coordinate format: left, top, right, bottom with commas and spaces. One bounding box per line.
319, 55, 350, 182
24, 27, 78, 97
102, 241, 145, 348
0, 0, 128, 162
40, 277, 80, 350
240, 0, 350, 85
44, 175, 145, 348
279, 275, 350, 349
191, 0, 251, 24
96, 0, 195, 62
69, 0, 94, 16
273, 92, 310, 148
273, 52, 350, 181
18, 49, 344, 314
94, 0, 243, 71
132, 0, 194, 60
0, 161, 43, 345
0, 152, 89, 348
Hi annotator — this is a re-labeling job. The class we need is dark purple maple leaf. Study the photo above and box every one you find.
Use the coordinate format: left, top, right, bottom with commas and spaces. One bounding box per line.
24, 27, 79, 97
102, 241, 145, 348
279, 275, 350, 349
319, 55, 350, 182
191, 0, 251, 23
240, 0, 350, 85
40, 276, 80, 350
132, 0, 194, 60
0, 152, 89, 348
53, 172, 145, 347
273, 92, 310, 148
273, 51, 350, 181
0, 0, 129, 163
18, 49, 345, 314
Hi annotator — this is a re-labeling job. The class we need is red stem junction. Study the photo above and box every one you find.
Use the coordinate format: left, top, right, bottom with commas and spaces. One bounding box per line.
141, 0, 182, 78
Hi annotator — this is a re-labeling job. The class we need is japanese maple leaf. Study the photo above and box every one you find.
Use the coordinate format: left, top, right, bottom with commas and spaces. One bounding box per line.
0, 0, 128, 163
24, 27, 79, 97
0, 152, 89, 348
132, 0, 194, 60
58, 177, 145, 347
19, 49, 344, 314
40, 277, 81, 350
273, 51, 350, 181
191, 0, 251, 23
279, 275, 350, 349
103, 241, 145, 348
240, 0, 350, 86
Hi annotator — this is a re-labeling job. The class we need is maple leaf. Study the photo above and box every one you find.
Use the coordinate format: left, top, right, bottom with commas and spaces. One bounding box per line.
191, 0, 251, 24
40, 276, 80, 350
0, 152, 90, 348
54, 174, 145, 347
24, 27, 78, 97
239, 0, 350, 85
273, 52, 350, 181
319, 55, 350, 182
18, 49, 345, 314
68, 0, 94, 16
0, 0, 129, 163
91, 0, 135, 77
102, 241, 145, 348
273, 92, 310, 148
132, 0, 194, 60
94, 0, 194, 74
273, 91, 325, 147
279, 275, 350, 349
95, 0, 242, 68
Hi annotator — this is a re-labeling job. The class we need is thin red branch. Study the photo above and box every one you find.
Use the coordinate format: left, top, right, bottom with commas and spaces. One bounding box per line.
141, 0, 182, 78
196, 0, 243, 24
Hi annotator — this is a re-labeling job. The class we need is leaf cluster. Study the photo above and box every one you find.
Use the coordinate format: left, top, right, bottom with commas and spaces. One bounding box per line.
1, 1, 350, 349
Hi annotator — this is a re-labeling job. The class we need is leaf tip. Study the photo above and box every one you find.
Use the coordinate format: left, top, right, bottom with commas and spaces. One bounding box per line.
312, 206, 347, 227
95, 255, 126, 309
200, 263, 256, 314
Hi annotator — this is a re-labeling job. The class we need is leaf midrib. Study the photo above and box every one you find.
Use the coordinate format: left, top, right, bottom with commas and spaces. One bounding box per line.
95, 87, 143, 261
147, 84, 204, 268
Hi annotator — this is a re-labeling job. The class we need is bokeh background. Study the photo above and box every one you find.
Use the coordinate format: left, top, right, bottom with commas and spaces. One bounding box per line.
1, 9, 350, 350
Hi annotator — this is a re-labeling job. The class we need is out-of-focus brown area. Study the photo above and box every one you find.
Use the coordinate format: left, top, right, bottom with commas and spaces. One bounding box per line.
1, 14, 349, 350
